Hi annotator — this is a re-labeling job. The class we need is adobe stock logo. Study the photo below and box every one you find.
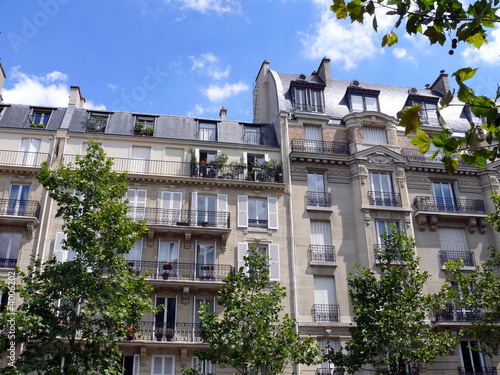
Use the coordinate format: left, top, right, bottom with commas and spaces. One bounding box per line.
8, 0, 71, 54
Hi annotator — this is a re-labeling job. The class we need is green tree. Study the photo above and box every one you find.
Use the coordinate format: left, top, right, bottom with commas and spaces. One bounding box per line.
193, 248, 318, 375
326, 227, 456, 374
0, 142, 153, 374
329, 0, 500, 174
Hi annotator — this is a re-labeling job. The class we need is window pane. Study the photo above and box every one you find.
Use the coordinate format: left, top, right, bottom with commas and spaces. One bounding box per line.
350, 95, 364, 112
365, 96, 378, 111
199, 123, 217, 141
363, 126, 387, 144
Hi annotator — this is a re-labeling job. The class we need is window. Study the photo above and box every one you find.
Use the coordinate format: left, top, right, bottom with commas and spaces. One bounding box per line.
126, 189, 147, 221
52, 232, 76, 262
432, 181, 457, 211
409, 98, 439, 125
292, 86, 325, 112
122, 355, 140, 375
310, 221, 334, 262
0, 293, 8, 311
363, 126, 387, 144
135, 115, 155, 129
86, 112, 109, 132
459, 341, 492, 374
151, 355, 175, 375
369, 172, 399, 206
199, 121, 217, 141
160, 191, 182, 225
130, 146, 151, 174
19, 138, 41, 166
237, 196, 278, 229
194, 298, 215, 339
29, 108, 52, 127
245, 126, 262, 145
126, 239, 143, 262
155, 297, 176, 332
375, 220, 399, 247
318, 338, 340, 374
0, 232, 22, 267
349, 92, 379, 113
7, 184, 31, 216
192, 357, 214, 374
307, 172, 331, 207
237, 242, 280, 280
191, 192, 228, 228
313, 276, 337, 322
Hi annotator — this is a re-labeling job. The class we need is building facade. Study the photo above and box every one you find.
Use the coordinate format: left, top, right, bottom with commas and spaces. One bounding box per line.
0, 58, 499, 374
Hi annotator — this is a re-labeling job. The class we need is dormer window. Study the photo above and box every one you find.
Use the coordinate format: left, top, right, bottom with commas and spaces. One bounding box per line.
134, 115, 155, 136
199, 121, 217, 141
408, 96, 439, 126
86, 112, 109, 133
347, 88, 380, 113
29, 108, 52, 127
290, 79, 325, 113
244, 125, 262, 145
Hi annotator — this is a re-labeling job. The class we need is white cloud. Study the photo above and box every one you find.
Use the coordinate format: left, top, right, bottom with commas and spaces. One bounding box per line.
190, 53, 230, 79
165, 0, 241, 14
107, 83, 118, 91
300, 0, 399, 70
200, 81, 249, 102
392, 47, 417, 65
84, 101, 107, 111
462, 26, 500, 66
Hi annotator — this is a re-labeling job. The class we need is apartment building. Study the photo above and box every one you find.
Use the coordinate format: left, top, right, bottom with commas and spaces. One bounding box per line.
1, 57, 499, 375
254, 58, 500, 375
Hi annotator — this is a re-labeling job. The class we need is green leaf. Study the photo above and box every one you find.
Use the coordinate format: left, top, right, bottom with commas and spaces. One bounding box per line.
346, 0, 366, 23
382, 31, 398, 47
400, 104, 422, 134
453, 67, 477, 83
330, 0, 348, 19
443, 156, 459, 174
410, 129, 431, 153
467, 32, 488, 49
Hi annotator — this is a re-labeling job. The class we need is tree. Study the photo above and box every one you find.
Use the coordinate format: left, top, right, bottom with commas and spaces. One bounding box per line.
0, 142, 154, 374
329, 0, 500, 174
325, 227, 456, 374
193, 248, 318, 375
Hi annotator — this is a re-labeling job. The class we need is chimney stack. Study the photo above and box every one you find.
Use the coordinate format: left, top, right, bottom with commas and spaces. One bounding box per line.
69, 86, 86, 108
219, 107, 227, 120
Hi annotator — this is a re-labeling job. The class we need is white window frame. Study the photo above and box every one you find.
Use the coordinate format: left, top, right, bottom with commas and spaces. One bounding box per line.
151, 355, 175, 375
126, 188, 147, 221
130, 146, 151, 174
0, 232, 22, 263
192, 357, 214, 375
53, 232, 76, 263
459, 340, 491, 373
237, 242, 280, 281
237, 196, 278, 229
199, 121, 217, 141
122, 354, 140, 375
19, 138, 41, 166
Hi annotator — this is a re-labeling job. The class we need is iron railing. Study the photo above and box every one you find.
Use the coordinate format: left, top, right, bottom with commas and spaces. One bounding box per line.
61, 155, 283, 183
413, 196, 486, 214
0, 150, 50, 167
126, 322, 203, 343
127, 207, 230, 229
316, 368, 344, 375
125, 261, 234, 282
85, 118, 107, 133
293, 103, 325, 113
312, 304, 340, 322
0, 258, 17, 268
368, 191, 402, 207
439, 250, 476, 267
308, 245, 336, 263
290, 139, 350, 155
401, 148, 469, 166
306, 191, 332, 207
435, 304, 486, 322
0, 199, 41, 218
458, 367, 498, 375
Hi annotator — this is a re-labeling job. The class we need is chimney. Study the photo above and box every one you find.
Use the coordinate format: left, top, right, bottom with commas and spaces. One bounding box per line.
0, 59, 6, 102
316, 57, 332, 85
69, 86, 86, 108
430, 70, 450, 97
219, 107, 227, 120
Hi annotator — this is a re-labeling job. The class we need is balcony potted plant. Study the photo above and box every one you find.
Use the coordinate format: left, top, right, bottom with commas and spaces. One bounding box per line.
30, 123, 45, 128
133, 123, 144, 135
162, 262, 173, 270
165, 329, 174, 341
201, 264, 211, 271
162, 271, 170, 280
189, 148, 199, 177
155, 330, 164, 341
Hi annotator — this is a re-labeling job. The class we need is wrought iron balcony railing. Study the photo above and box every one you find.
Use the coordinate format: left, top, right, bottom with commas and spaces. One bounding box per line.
0, 199, 41, 219
308, 245, 336, 263
290, 139, 350, 155
413, 196, 486, 214
125, 261, 234, 282
316, 368, 344, 375
0, 150, 50, 167
61, 155, 283, 183
434, 304, 486, 322
368, 191, 402, 207
293, 103, 325, 113
401, 148, 468, 166
458, 367, 498, 375
439, 250, 476, 267
126, 321, 204, 343
306, 191, 332, 207
0, 258, 17, 268
85, 118, 107, 133
312, 304, 340, 322
127, 208, 230, 229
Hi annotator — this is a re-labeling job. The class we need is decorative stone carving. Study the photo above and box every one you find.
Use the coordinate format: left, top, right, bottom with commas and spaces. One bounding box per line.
479, 218, 488, 234
359, 164, 368, 185
147, 229, 154, 247
468, 217, 478, 234
417, 215, 427, 231
368, 152, 393, 165
26, 223, 35, 240
428, 215, 438, 232
396, 167, 407, 189
184, 232, 192, 249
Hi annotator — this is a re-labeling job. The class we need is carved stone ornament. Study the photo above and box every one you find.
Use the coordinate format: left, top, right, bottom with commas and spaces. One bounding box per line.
428, 215, 438, 232
479, 218, 488, 234
468, 217, 478, 234
417, 215, 427, 231
368, 152, 393, 165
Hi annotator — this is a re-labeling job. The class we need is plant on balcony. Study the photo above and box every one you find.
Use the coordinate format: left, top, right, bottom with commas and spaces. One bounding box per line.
162, 271, 170, 280
162, 262, 173, 270
201, 264, 212, 271
30, 123, 46, 128
165, 329, 174, 341
189, 148, 199, 176
195, 246, 318, 374
134, 124, 154, 136
324, 226, 457, 374
155, 330, 164, 341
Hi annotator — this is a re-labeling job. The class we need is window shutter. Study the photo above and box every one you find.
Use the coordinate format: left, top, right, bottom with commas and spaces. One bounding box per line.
267, 197, 278, 229
190, 192, 198, 226
53, 232, 67, 262
268, 244, 280, 281
237, 195, 248, 228
363, 126, 387, 144
237, 243, 248, 273
133, 354, 140, 375
242, 152, 248, 179
217, 194, 227, 212
264, 154, 270, 162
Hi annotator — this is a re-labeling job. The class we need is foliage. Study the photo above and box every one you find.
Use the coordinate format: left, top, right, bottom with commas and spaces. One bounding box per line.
440, 191, 500, 354
325, 227, 456, 374
194, 248, 318, 375
211, 152, 229, 167
0, 142, 154, 374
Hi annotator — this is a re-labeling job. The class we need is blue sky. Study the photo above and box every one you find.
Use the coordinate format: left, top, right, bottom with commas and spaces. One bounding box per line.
1, 0, 499, 122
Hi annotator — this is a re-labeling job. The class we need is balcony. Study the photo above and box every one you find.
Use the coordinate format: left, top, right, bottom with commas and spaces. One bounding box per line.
434, 304, 486, 322
439, 250, 476, 268
0, 150, 50, 168
306, 191, 332, 208
85, 118, 107, 133
125, 322, 204, 343
368, 191, 402, 207
413, 196, 486, 214
458, 367, 498, 375
293, 103, 325, 113
316, 369, 344, 375
401, 148, 468, 166
128, 208, 230, 229
61, 155, 283, 183
126, 261, 234, 283
308, 245, 336, 264
312, 304, 340, 322
290, 139, 350, 156
0, 258, 17, 268
0, 199, 41, 238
